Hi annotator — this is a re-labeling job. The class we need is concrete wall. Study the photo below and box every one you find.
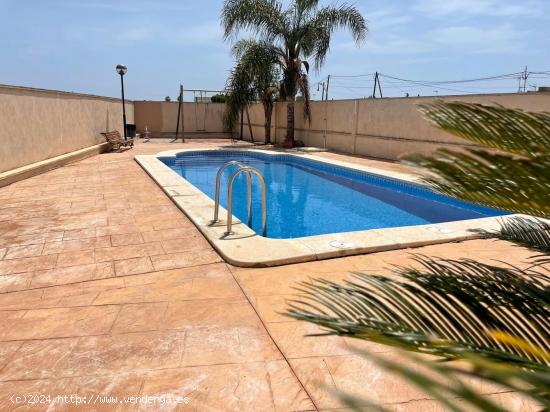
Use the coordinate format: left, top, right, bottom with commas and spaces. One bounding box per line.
133, 101, 227, 137
240, 92, 550, 160
0, 85, 133, 173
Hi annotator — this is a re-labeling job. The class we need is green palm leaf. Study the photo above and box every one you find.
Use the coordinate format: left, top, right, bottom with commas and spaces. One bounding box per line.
285, 256, 550, 369
418, 101, 550, 157
345, 344, 550, 411
406, 149, 550, 218
474, 217, 550, 265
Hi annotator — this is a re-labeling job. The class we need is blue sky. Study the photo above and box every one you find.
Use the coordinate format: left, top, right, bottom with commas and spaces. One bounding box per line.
1, 0, 549, 100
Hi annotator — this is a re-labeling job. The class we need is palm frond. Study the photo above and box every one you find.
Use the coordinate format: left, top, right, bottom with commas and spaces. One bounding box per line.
342, 343, 550, 411
474, 216, 550, 265
302, 4, 367, 69
285, 256, 550, 369
221, 0, 285, 42
405, 149, 550, 218
418, 102, 550, 157
223, 38, 280, 133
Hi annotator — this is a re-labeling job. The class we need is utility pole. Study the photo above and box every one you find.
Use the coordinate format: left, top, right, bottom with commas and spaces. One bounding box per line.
518, 66, 529, 93
372, 72, 382, 98
325, 75, 331, 100
173, 84, 184, 143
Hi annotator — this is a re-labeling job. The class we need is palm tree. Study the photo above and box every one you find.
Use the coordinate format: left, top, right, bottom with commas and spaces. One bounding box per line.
286, 102, 550, 410
224, 39, 280, 143
221, 0, 367, 146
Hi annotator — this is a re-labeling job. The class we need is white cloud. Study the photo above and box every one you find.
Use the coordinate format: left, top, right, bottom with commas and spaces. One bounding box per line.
414, 0, 543, 17
429, 24, 524, 53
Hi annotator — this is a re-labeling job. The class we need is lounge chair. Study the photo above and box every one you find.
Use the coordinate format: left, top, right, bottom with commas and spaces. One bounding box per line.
101, 131, 134, 151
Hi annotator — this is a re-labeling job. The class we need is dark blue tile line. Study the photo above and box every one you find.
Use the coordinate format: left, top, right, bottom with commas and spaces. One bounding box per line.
158, 150, 506, 217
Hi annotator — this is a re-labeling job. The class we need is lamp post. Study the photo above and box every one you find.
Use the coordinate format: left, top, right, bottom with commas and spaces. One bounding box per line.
116, 64, 128, 140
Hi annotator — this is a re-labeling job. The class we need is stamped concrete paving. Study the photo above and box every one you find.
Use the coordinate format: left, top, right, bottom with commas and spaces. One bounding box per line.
0, 140, 539, 411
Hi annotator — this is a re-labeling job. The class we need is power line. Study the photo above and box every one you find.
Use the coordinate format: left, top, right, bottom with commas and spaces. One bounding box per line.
317, 69, 550, 98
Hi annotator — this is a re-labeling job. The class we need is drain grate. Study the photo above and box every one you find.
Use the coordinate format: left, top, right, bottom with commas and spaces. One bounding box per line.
329, 240, 354, 249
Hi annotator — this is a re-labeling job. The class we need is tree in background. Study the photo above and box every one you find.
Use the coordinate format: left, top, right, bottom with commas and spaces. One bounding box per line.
211, 94, 228, 103
221, 0, 367, 147
286, 102, 550, 410
224, 39, 280, 143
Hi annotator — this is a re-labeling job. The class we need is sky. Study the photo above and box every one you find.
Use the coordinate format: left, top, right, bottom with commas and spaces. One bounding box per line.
1, 0, 549, 100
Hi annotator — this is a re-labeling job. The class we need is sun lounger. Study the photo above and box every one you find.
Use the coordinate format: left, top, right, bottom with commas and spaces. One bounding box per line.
101, 130, 134, 151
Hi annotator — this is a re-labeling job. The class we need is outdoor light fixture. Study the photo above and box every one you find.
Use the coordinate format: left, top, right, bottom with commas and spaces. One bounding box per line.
116, 64, 128, 140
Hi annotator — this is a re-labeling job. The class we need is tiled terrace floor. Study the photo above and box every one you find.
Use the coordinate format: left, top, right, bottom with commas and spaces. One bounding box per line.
0, 140, 539, 411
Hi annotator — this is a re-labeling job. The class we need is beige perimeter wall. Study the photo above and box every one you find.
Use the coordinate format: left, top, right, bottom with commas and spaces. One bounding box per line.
240, 92, 550, 160
0, 85, 134, 173
133, 101, 227, 137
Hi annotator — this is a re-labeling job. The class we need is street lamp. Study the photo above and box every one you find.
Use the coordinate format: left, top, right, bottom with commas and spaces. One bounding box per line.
116, 64, 128, 140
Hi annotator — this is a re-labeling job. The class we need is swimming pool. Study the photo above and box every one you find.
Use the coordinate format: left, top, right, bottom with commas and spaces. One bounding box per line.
160, 150, 506, 239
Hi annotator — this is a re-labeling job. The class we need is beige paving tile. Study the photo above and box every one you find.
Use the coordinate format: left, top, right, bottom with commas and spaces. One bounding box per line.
142, 228, 198, 242
42, 236, 111, 255
57, 331, 186, 378
181, 324, 283, 366
0, 254, 58, 276
0, 305, 120, 340
150, 250, 221, 271
160, 236, 211, 253
267, 321, 352, 359
250, 294, 298, 323
94, 242, 164, 262
93, 268, 243, 305
0, 337, 80, 381
110, 232, 144, 246
30, 262, 115, 288
290, 357, 341, 409
0, 272, 33, 293
112, 302, 169, 334
140, 361, 314, 411
62, 227, 97, 240
0, 341, 23, 371
56, 249, 96, 268
114, 256, 154, 276
0, 372, 143, 411
4, 243, 44, 260
162, 299, 253, 329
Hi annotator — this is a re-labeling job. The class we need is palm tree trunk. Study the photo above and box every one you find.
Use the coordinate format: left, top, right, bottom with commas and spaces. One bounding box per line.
263, 100, 273, 144
286, 98, 295, 144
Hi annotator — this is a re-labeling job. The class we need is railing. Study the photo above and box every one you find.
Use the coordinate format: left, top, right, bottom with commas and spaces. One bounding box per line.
212, 161, 267, 236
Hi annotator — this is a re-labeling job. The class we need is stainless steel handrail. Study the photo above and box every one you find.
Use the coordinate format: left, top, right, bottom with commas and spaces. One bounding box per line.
212, 161, 248, 223
226, 166, 267, 236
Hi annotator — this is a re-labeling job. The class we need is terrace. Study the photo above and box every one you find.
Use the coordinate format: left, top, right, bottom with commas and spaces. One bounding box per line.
0, 133, 542, 410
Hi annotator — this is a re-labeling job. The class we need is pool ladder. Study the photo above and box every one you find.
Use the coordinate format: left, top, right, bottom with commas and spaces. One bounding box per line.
212, 161, 267, 236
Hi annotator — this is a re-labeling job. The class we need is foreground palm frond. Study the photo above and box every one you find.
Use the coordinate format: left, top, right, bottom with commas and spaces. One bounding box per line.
474, 217, 550, 266
342, 340, 550, 411
285, 256, 550, 369
405, 102, 550, 219
407, 149, 550, 218
418, 101, 550, 157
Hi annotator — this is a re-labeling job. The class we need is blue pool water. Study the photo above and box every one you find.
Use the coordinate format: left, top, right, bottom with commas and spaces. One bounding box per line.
161, 151, 507, 239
